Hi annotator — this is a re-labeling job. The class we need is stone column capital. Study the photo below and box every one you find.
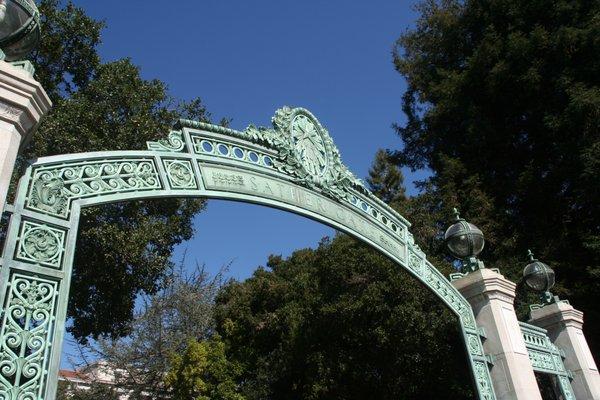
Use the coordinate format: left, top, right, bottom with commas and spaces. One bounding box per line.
452, 268, 516, 306
0, 60, 52, 145
529, 301, 584, 330
0, 61, 51, 214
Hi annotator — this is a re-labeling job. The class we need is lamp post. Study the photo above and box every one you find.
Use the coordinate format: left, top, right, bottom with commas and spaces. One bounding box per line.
0, 0, 50, 214
523, 250, 557, 306
448, 209, 544, 399
444, 208, 485, 273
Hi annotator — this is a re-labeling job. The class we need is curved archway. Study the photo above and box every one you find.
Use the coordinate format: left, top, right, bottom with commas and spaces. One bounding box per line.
0, 107, 495, 400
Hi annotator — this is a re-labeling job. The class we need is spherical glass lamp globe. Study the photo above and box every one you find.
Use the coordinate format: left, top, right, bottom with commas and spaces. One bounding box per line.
523, 255, 555, 293
444, 210, 485, 260
0, 0, 40, 61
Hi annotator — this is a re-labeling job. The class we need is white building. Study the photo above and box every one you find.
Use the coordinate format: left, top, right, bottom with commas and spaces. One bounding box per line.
58, 361, 133, 399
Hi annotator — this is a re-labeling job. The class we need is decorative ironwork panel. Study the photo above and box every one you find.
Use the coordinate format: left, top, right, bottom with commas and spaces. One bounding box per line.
163, 159, 197, 189
422, 259, 477, 330
0, 274, 58, 400
191, 136, 276, 170
15, 221, 66, 269
408, 249, 424, 276
558, 376, 576, 400
467, 333, 485, 356
26, 158, 162, 218
528, 349, 557, 372
147, 130, 186, 153
520, 322, 576, 398
473, 361, 495, 400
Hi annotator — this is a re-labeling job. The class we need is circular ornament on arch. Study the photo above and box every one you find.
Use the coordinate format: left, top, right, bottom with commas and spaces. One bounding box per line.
165, 160, 195, 189
21, 226, 62, 264
288, 110, 333, 180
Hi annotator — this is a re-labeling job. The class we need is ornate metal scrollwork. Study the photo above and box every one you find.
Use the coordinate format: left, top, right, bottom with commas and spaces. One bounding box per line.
420, 258, 477, 330
528, 349, 555, 370
558, 376, 575, 400
0, 107, 498, 400
27, 159, 162, 218
467, 334, 484, 356
147, 130, 186, 152
408, 251, 424, 276
0, 274, 57, 400
179, 108, 409, 242
16, 222, 65, 269
474, 361, 495, 400
164, 160, 196, 189
28, 175, 67, 217
289, 114, 329, 177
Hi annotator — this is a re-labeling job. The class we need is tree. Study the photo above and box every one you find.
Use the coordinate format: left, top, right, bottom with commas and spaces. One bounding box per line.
33, 0, 103, 104
215, 235, 475, 399
165, 337, 245, 400
84, 263, 224, 399
366, 149, 407, 206
393, 0, 600, 355
21, 0, 211, 341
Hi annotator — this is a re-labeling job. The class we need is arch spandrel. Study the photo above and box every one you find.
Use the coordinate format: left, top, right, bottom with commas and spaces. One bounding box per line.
0, 107, 496, 400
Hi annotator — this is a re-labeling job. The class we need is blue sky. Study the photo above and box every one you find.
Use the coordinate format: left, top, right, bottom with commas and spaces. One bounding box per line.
70, 0, 429, 278
62, 0, 428, 366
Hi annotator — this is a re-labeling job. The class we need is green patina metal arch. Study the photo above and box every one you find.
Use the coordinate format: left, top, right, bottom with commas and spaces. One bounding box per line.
0, 107, 496, 400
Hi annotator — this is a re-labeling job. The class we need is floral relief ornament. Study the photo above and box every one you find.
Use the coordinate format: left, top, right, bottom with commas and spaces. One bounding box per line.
20, 225, 62, 265
165, 160, 195, 188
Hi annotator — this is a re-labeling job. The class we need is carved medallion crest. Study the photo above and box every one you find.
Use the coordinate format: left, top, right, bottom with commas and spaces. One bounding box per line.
266, 107, 365, 199
17, 222, 65, 268
289, 113, 329, 178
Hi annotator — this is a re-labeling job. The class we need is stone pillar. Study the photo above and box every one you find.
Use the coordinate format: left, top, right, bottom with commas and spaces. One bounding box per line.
453, 269, 542, 400
529, 301, 600, 399
0, 61, 51, 213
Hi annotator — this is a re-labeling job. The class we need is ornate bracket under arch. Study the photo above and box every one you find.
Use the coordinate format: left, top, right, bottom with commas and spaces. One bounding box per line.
0, 107, 496, 400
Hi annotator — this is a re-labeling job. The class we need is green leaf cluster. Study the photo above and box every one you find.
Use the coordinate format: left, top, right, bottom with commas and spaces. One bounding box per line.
394, 0, 600, 356
165, 337, 245, 400
366, 149, 407, 205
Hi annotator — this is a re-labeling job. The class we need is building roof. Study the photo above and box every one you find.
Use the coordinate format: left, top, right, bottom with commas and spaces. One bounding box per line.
58, 369, 88, 382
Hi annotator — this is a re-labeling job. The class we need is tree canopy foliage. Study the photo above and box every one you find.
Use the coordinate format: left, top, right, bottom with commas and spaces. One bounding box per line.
165, 337, 245, 400
215, 232, 474, 399
24, 0, 210, 341
393, 0, 600, 356
366, 149, 407, 205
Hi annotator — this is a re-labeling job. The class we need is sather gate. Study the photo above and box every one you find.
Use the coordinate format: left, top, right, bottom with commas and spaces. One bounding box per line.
0, 107, 496, 399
